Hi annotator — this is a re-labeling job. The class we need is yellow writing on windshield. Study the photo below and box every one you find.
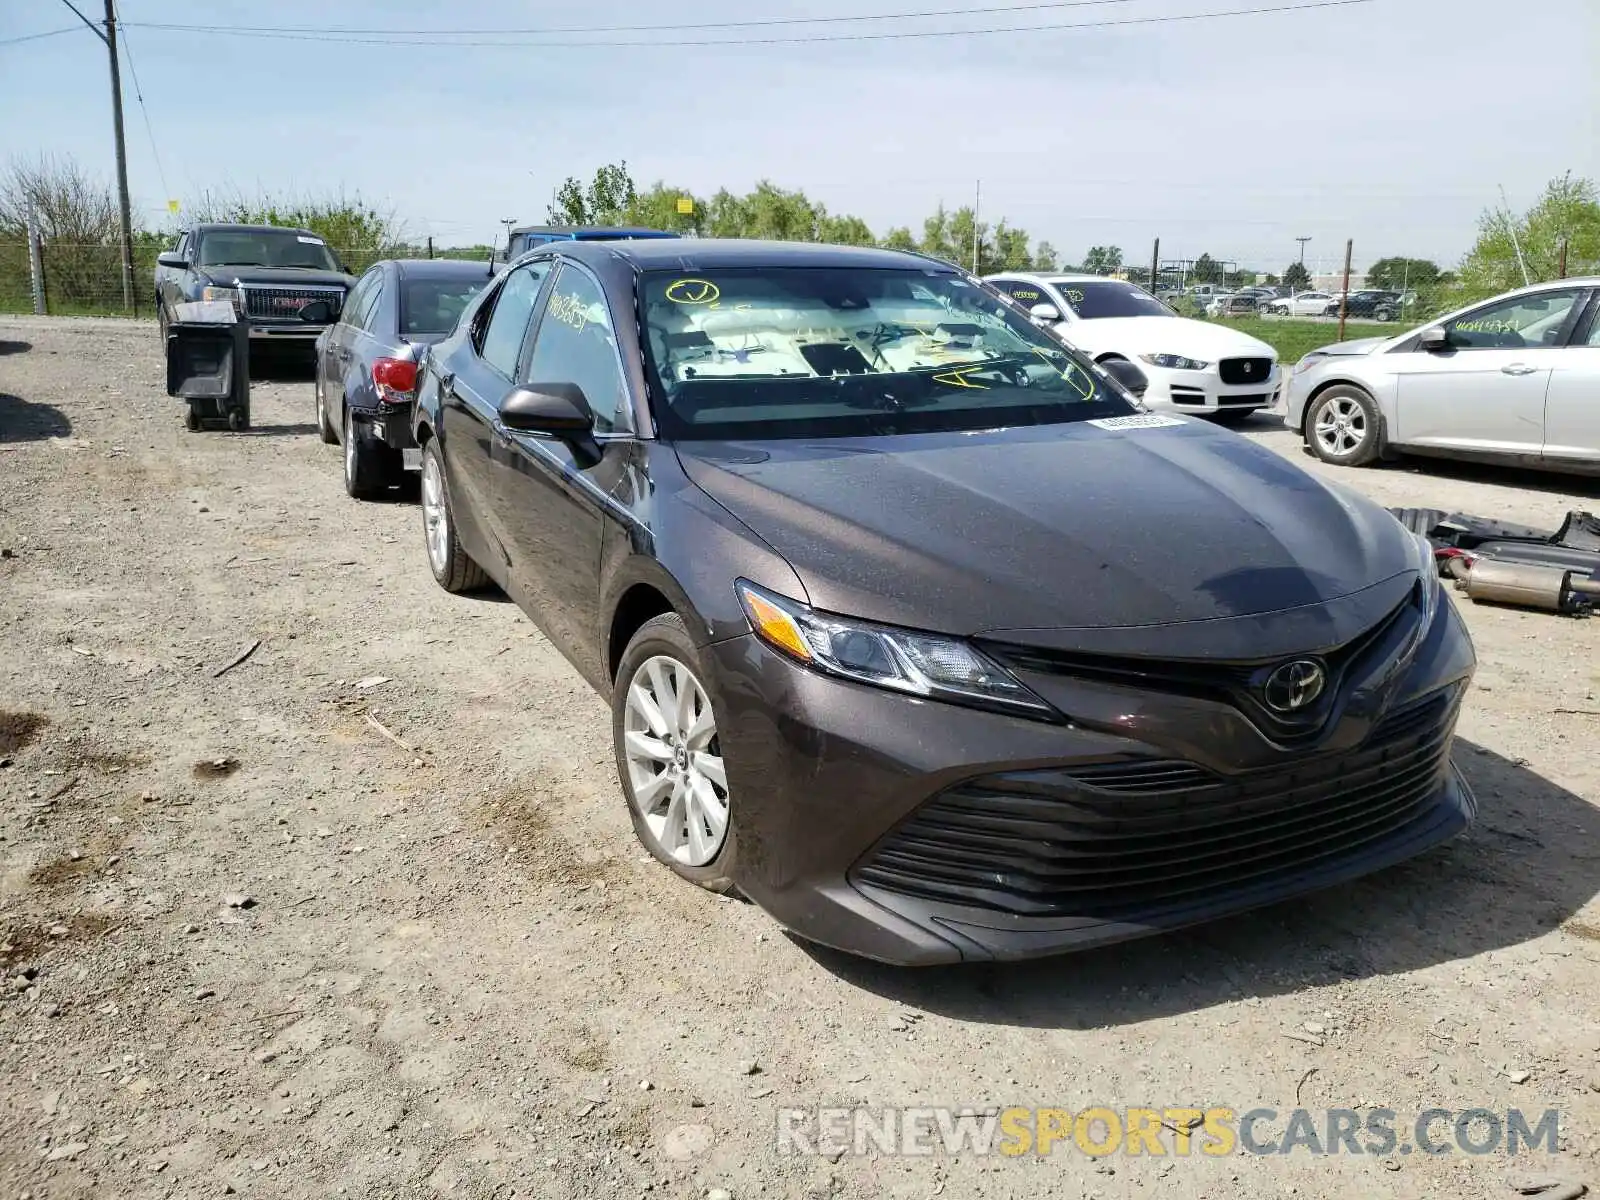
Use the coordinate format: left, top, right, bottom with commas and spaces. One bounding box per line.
665, 278, 720, 305
931, 369, 990, 389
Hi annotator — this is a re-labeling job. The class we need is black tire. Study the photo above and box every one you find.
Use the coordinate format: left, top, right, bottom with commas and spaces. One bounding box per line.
314, 375, 338, 444
612, 612, 736, 894
419, 439, 489, 593
1305, 385, 1383, 467
227, 407, 248, 432
344, 405, 399, 499
157, 304, 169, 345
1375, 307, 1396, 323
183, 406, 200, 432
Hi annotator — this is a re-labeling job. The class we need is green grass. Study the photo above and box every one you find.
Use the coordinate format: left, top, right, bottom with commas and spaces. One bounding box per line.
1205, 316, 1397, 365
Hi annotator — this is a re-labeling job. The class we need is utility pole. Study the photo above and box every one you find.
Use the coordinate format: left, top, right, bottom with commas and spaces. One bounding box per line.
971, 180, 981, 275
1337, 238, 1353, 342
59, 0, 136, 312
1149, 237, 1160, 296
499, 217, 517, 262
1557, 237, 1569, 279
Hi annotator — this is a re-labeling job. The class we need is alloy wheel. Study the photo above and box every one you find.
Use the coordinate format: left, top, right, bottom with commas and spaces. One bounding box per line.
622, 655, 729, 867
420, 452, 449, 575
344, 408, 357, 483
1313, 396, 1368, 457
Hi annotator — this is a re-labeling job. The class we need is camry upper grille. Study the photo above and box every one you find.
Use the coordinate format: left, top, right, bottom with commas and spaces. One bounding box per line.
979, 593, 1418, 742
852, 687, 1460, 920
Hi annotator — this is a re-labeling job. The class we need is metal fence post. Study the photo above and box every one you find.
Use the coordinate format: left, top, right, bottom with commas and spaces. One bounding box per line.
427, 236, 434, 260
26, 205, 46, 315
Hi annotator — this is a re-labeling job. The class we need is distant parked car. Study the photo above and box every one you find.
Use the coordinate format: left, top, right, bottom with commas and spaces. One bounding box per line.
1324, 290, 1405, 321
1267, 291, 1336, 317
504, 225, 679, 260
1213, 294, 1260, 318
1285, 277, 1600, 474
155, 223, 357, 360
313, 259, 491, 498
987, 273, 1280, 420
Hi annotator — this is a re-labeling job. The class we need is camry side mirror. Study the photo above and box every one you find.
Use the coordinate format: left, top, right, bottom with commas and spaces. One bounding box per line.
157, 251, 189, 269
498, 382, 594, 436
1100, 358, 1148, 398
1029, 302, 1062, 323
298, 300, 333, 324
1417, 326, 1449, 352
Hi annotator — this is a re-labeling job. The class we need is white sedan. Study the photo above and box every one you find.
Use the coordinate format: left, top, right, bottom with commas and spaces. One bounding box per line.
985, 273, 1281, 421
1266, 291, 1336, 317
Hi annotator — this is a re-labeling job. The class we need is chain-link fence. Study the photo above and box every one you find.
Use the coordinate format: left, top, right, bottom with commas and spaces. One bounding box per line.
0, 240, 493, 317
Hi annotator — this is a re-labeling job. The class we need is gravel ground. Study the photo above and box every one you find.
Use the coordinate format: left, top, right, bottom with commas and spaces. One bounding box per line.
1, 315, 1598, 1200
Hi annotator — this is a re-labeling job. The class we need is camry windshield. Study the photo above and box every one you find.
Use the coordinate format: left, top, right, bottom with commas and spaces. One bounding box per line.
196, 230, 341, 270
1053, 281, 1172, 319
640, 268, 1134, 440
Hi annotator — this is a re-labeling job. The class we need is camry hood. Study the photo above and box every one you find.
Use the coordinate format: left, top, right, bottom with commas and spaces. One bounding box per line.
1057, 316, 1277, 362
677, 419, 1415, 651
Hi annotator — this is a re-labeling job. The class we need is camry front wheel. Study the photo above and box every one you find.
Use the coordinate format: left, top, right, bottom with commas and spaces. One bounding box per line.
613, 613, 735, 891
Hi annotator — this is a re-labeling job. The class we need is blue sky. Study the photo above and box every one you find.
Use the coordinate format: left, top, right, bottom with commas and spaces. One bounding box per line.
2, 0, 1596, 274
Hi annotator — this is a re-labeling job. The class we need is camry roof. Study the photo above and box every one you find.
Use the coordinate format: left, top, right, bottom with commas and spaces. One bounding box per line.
554, 238, 956, 272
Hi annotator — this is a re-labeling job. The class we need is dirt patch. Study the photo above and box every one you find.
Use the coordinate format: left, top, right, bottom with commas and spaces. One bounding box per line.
27, 853, 96, 888
1563, 920, 1600, 942
0, 708, 47, 754
553, 1024, 609, 1072
191, 756, 241, 780
0, 914, 118, 967
76, 748, 147, 773
478, 786, 623, 888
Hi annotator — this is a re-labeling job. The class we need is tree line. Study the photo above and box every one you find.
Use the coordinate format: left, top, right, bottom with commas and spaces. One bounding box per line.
2, 152, 1595, 313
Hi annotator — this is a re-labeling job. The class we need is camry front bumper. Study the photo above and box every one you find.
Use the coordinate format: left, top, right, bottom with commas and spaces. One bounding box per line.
701, 589, 1476, 966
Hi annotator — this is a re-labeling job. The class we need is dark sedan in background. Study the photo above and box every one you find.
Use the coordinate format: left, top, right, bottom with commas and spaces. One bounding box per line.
411, 238, 1476, 966
155, 223, 356, 359
314, 258, 490, 498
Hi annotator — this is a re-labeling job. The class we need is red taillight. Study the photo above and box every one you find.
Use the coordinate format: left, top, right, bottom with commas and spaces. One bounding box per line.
373, 357, 418, 404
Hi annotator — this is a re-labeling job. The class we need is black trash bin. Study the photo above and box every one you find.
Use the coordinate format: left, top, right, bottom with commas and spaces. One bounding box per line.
166, 302, 250, 431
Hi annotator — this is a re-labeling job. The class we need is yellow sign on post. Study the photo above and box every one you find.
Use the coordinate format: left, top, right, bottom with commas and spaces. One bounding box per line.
676, 196, 694, 215
167, 200, 180, 214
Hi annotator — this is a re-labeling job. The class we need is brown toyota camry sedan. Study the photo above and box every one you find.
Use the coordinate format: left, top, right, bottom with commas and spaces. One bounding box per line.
410, 238, 1477, 965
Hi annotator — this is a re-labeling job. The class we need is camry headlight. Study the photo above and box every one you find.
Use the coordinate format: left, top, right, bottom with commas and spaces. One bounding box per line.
1138, 353, 1210, 371
1292, 353, 1327, 376
200, 285, 241, 305
736, 580, 1054, 719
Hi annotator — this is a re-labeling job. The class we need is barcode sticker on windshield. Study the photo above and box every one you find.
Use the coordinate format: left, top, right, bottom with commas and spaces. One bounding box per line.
297, 235, 324, 245
1087, 414, 1187, 431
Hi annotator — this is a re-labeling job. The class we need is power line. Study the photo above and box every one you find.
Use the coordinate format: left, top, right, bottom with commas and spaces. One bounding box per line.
115, 10, 173, 207
0, 25, 84, 47
126, 0, 1137, 37
119, 0, 1375, 49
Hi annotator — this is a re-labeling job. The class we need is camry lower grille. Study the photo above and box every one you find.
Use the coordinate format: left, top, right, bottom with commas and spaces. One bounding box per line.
852, 688, 1459, 920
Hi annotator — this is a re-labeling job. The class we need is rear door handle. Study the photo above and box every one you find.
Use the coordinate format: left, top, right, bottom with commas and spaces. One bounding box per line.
1501, 363, 1539, 376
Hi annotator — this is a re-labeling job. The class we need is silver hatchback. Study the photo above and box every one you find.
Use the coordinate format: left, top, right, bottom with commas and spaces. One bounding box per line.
1284, 278, 1600, 475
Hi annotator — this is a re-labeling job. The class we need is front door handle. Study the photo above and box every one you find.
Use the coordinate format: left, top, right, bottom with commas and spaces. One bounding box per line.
1501, 363, 1539, 376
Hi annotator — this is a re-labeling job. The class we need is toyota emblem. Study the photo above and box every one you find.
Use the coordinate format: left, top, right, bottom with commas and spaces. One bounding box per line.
1262, 659, 1326, 713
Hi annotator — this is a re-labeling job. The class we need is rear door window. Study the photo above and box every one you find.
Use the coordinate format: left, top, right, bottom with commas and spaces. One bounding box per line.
478, 263, 549, 378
